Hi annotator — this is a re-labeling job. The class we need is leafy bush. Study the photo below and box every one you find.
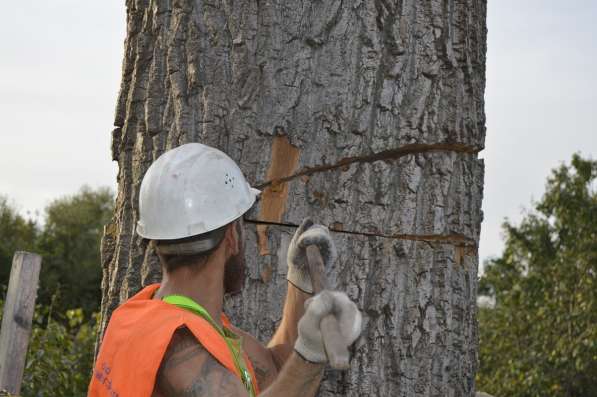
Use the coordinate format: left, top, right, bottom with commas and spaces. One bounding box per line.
0, 297, 98, 397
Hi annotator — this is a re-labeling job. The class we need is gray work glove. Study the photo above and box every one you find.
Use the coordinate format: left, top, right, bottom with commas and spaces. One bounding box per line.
294, 290, 362, 363
287, 218, 337, 294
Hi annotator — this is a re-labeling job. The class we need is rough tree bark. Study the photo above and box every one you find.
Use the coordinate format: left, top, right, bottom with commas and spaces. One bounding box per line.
100, 1, 486, 396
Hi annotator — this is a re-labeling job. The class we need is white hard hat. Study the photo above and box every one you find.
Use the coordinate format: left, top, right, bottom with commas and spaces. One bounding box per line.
137, 143, 260, 240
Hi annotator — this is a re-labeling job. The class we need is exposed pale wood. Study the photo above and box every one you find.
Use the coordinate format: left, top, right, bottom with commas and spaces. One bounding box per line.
0, 252, 42, 395
101, 1, 487, 395
257, 134, 301, 256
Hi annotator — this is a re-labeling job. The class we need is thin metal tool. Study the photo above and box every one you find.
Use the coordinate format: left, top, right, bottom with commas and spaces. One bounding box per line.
305, 245, 350, 369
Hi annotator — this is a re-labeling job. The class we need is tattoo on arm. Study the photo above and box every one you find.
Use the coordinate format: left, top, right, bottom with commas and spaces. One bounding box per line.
252, 361, 270, 389
154, 327, 248, 397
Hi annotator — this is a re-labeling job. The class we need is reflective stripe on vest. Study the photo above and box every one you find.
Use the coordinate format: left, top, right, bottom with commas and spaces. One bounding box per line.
88, 284, 260, 397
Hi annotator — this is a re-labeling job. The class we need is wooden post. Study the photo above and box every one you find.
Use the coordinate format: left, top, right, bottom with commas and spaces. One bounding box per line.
0, 252, 42, 396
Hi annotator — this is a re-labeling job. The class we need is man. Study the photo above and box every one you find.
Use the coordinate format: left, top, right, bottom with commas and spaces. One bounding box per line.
89, 143, 362, 397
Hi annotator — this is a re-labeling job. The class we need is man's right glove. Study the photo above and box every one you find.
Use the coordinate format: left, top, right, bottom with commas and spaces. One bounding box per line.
287, 218, 337, 294
294, 290, 362, 364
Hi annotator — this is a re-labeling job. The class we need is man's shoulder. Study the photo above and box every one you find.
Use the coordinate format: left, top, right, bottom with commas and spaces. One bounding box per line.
153, 327, 248, 397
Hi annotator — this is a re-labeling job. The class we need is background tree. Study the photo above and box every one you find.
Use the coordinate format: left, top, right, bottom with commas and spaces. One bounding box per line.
477, 154, 597, 397
100, 1, 486, 396
35, 186, 114, 316
1, 186, 113, 315
0, 196, 38, 287
0, 186, 112, 396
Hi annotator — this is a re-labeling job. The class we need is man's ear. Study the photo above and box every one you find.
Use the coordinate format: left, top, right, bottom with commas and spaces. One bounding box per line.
223, 222, 240, 255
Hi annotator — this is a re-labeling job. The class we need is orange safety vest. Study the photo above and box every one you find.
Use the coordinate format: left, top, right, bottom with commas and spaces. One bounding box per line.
88, 284, 260, 397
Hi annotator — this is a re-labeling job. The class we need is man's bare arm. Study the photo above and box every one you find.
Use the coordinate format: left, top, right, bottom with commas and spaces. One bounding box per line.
259, 352, 324, 397
226, 325, 279, 389
153, 327, 324, 397
266, 283, 310, 368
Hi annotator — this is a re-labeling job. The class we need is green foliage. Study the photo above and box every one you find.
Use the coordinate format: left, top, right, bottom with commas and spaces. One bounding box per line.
477, 154, 597, 397
0, 186, 111, 394
35, 186, 114, 315
0, 186, 114, 315
0, 297, 98, 397
0, 197, 38, 287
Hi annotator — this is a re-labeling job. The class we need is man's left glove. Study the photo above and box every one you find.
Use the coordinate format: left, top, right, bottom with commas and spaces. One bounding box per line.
294, 290, 362, 363
286, 218, 337, 294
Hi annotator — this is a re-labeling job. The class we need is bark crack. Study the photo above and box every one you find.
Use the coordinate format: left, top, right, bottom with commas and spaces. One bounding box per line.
255, 142, 481, 189
244, 218, 477, 249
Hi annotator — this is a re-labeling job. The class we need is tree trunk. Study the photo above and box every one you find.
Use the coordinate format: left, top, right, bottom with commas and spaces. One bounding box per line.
100, 1, 486, 396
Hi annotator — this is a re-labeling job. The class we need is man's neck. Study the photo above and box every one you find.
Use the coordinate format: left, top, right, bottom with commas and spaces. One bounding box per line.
154, 253, 226, 327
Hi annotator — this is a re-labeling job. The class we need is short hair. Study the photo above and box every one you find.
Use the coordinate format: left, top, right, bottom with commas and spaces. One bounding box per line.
152, 224, 228, 273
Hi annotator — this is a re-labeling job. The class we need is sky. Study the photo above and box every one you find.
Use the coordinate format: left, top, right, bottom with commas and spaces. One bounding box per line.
1, 1, 595, 268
